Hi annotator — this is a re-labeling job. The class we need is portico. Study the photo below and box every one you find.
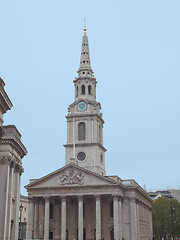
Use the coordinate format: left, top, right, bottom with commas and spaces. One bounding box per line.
26, 164, 152, 240
27, 194, 124, 240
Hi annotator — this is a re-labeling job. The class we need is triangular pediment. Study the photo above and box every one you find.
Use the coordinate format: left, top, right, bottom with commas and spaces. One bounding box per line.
25, 164, 118, 189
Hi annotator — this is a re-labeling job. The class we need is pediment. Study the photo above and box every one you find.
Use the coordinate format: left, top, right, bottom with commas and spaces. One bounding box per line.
25, 164, 118, 189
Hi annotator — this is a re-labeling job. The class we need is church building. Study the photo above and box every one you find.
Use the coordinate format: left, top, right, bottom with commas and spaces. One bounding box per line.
25, 25, 153, 240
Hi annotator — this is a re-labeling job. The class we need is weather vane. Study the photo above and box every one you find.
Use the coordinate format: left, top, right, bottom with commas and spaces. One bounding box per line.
84, 18, 86, 33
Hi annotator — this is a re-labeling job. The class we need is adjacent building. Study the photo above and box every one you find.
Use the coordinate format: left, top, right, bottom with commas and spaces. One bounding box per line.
0, 78, 27, 240
148, 189, 180, 202
25, 26, 153, 240
19, 195, 29, 239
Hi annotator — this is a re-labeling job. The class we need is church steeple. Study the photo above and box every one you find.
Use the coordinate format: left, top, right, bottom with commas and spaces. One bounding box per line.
64, 23, 106, 176
74, 23, 96, 102
78, 23, 93, 77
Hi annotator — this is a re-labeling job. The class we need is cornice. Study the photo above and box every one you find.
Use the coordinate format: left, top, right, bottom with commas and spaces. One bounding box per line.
66, 114, 104, 125
26, 184, 121, 191
69, 99, 99, 107
124, 181, 152, 203
63, 142, 107, 152
0, 136, 27, 158
73, 76, 97, 84
0, 78, 13, 114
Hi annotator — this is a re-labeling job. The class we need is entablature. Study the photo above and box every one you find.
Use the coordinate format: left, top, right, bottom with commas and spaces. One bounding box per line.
63, 142, 107, 152
0, 125, 27, 158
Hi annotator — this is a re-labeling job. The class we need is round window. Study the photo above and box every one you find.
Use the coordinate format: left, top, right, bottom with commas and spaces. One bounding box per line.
77, 151, 86, 161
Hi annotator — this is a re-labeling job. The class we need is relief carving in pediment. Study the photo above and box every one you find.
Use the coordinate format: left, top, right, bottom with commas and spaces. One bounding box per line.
59, 167, 84, 185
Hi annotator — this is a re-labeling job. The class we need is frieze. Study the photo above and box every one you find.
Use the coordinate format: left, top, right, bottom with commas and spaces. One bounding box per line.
59, 167, 84, 185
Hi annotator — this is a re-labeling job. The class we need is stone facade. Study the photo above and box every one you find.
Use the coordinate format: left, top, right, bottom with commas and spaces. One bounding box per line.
26, 165, 152, 240
0, 78, 27, 240
19, 195, 29, 239
25, 26, 153, 240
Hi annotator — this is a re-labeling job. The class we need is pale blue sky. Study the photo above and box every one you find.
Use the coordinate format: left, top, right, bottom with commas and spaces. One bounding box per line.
1, 1, 180, 195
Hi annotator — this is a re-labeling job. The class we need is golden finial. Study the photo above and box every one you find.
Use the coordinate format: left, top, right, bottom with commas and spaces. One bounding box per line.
84, 18, 86, 33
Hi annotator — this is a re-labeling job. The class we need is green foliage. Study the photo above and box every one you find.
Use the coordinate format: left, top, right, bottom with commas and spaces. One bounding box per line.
152, 196, 180, 238
173, 198, 180, 236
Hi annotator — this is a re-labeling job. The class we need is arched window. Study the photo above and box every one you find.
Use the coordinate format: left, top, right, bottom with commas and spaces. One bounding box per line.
100, 153, 103, 164
49, 203, 54, 219
76, 86, 78, 97
81, 85, 85, 94
110, 201, 114, 218
88, 85, 91, 95
78, 122, 85, 141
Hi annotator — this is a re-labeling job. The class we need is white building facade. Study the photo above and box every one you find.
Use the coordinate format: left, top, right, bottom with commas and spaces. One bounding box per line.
0, 78, 27, 240
26, 26, 152, 240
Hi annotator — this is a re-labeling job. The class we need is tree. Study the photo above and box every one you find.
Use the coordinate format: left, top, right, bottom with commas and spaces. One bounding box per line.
173, 198, 180, 237
152, 196, 180, 238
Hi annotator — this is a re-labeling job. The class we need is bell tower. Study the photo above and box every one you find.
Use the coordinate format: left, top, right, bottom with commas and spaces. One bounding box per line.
64, 22, 106, 176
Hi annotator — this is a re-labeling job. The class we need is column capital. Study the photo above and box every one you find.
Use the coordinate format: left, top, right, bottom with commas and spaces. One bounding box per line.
95, 194, 101, 200
112, 194, 120, 199
44, 196, 50, 203
34, 198, 40, 203
14, 163, 24, 174
0, 156, 12, 164
118, 195, 123, 201
78, 195, 84, 201
28, 197, 34, 202
60, 195, 66, 201
129, 197, 137, 203
39, 197, 44, 202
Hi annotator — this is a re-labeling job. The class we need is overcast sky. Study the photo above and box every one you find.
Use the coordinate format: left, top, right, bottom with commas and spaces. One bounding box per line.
1, 1, 180, 195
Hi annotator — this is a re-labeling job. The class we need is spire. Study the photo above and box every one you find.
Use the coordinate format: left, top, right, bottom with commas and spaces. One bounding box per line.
84, 18, 86, 34
78, 19, 92, 75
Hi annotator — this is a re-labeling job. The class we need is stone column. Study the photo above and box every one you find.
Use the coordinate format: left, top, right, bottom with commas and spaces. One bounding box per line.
14, 169, 21, 240
27, 198, 34, 240
113, 195, 119, 240
54, 199, 61, 240
44, 197, 50, 240
6, 164, 14, 239
136, 200, 140, 240
130, 197, 137, 240
149, 207, 153, 239
39, 198, 45, 239
3, 163, 10, 240
61, 196, 66, 240
78, 196, 84, 240
119, 196, 123, 240
95, 195, 101, 240
34, 199, 39, 239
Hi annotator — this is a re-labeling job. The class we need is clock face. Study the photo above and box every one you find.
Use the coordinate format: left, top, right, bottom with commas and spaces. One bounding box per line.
77, 101, 87, 112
